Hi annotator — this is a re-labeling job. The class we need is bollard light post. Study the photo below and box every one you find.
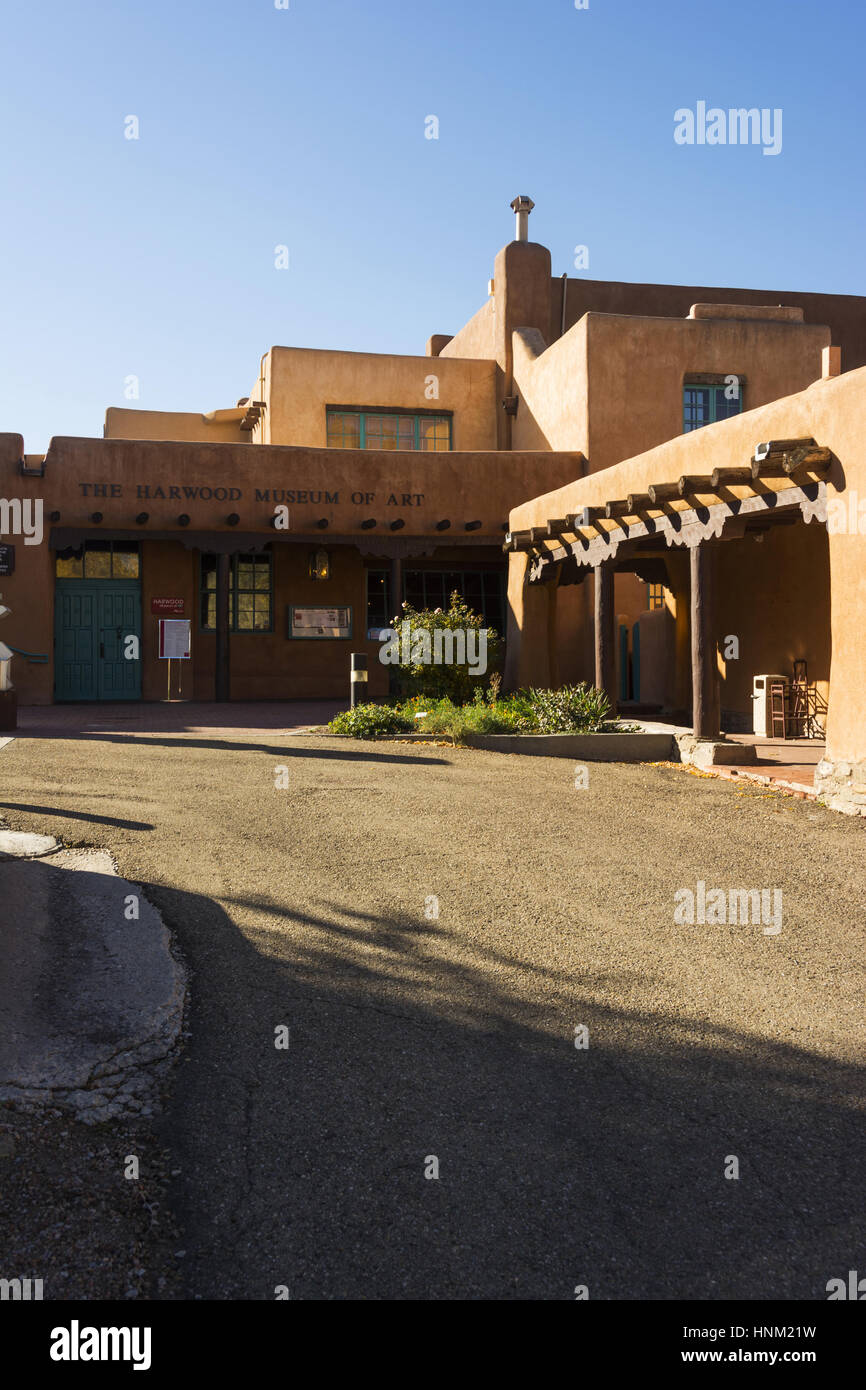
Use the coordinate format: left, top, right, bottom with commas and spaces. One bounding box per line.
350, 652, 368, 710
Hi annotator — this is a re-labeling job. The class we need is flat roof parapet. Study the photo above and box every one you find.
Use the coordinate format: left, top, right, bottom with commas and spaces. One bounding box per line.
688, 303, 805, 323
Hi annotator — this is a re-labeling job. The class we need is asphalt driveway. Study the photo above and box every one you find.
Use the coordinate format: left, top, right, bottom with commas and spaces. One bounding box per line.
1, 713, 864, 1300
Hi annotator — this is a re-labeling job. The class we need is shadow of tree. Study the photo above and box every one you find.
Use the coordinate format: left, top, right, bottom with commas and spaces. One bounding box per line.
144, 881, 865, 1302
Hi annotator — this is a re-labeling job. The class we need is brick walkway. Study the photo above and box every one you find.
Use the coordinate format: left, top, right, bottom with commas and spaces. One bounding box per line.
714, 735, 825, 799
13, 701, 347, 740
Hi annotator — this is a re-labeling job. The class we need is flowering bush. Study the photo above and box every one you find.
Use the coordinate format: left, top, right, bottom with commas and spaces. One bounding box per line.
384, 592, 503, 703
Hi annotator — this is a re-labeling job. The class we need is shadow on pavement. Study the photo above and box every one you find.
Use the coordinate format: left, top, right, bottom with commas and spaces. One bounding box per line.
0, 802, 155, 832
144, 879, 865, 1302
10, 733, 450, 766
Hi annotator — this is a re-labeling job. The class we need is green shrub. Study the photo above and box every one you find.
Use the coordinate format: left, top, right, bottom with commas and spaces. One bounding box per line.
383, 592, 503, 703
328, 704, 414, 738
327, 682, 614, 741
527, 683, 611, 733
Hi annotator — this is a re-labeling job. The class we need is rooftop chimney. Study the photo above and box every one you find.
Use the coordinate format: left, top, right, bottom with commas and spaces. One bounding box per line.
510, 195, 535, 242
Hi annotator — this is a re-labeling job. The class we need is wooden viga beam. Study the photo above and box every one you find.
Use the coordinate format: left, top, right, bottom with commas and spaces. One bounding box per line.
604, 498, 631, 519
751, 445, 832, 479
710, 466, 755, 489
567, 506, 606, 530
626, 491, 653, 513
546, 517, 573, 537
753, 437, 816, 461
647, 480, 682, 505
503, 529, 533, 551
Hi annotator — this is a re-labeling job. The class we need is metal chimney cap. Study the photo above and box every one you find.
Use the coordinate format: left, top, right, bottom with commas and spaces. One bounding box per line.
510, 195, 535, 213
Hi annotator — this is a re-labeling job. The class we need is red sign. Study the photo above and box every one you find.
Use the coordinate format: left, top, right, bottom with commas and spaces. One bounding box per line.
151, 598, 184, 615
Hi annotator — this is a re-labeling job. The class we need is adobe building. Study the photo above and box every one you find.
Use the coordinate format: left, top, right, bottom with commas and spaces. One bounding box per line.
1, 196, 865, 810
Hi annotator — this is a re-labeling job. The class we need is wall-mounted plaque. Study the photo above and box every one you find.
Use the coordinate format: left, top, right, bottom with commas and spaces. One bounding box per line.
152, 597, 184, 615
0, 545, 15, 576
288, 605, 352, 639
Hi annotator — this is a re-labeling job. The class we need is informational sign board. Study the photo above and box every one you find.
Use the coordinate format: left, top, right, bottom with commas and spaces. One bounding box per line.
289, 605, 352, 639
151, 597, 184, 615
158, 618, 191, 659
0, 545, 15, 576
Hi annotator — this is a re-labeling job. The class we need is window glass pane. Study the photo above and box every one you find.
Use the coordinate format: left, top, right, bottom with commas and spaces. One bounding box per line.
424, 575, 446, 609
463, 574, 483, 606
683, 386, 709, 432
419, 417, 450, 451
55, 547, 83, 578
202, 556, 217, 590
327, 412, 361, 448
365, 415, 399, 450
714, 387, 743, 421
398, 417, 416, 448
366, 570, 391, 627
84, 541, 111, 577
404, 572, 423, 604
112, 544, 139, 578
201, 593, 215, 628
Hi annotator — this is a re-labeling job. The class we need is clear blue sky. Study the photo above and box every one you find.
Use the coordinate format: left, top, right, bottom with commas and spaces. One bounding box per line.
1, 0, 863, 452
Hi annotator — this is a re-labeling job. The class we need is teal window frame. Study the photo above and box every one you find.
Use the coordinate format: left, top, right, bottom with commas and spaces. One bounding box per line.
683, 382, 744, 433
199, 551, 274, 633
326, 408, 453, 451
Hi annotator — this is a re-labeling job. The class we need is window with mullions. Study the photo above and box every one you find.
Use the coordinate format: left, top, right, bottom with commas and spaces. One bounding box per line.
403, 571, 505, 634
683, 383, 743, 433
327, 409, 452, 451
200, 553, 273, 632
647, 583, 666, 611
55, 540, 140, 579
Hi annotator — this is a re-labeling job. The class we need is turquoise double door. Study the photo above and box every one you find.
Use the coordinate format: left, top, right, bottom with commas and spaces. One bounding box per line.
55, 581, 142, 701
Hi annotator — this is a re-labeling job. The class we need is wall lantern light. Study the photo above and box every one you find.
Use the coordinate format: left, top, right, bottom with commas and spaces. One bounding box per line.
309, 548, 330, 581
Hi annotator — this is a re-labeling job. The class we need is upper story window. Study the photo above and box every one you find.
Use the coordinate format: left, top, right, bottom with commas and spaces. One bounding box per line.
683, 382, 743, 433
327, 409, 452, 451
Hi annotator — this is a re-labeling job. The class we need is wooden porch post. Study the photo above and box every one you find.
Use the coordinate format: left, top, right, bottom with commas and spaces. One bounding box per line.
215, 552, 231, 702
593, 562, 616, 702
690, 542, 720, 738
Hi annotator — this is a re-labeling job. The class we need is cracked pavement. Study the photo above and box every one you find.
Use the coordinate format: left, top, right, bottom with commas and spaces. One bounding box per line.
1, 721, 865, 1299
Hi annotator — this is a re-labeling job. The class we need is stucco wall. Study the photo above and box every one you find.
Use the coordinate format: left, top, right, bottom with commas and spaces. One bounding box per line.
510, 321, 590, 454
438, 299, 496, 362
507, 368, 866, 773
263, 347, 499, 451
105, 408, 246, 444
558, 278, 866, 372
0, 435, 579, 704
585, 312, 830, 474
